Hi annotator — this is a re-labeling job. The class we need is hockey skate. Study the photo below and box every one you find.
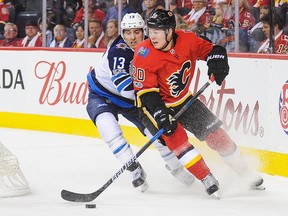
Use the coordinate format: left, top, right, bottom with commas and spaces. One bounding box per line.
201, 173, 220, 199
165, 165, 195, 186
241, 169, 265, 190
222, 147, 265, 190
130, 163, 149, 192
250, 177, 265, 190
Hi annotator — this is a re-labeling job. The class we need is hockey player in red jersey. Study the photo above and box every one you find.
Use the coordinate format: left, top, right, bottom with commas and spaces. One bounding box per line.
133, 9, 264, 196
86, 12, 195, 193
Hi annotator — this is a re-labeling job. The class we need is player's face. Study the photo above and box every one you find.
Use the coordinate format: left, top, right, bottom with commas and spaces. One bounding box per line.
123, 28, 143, 49
148, 28, 170, 50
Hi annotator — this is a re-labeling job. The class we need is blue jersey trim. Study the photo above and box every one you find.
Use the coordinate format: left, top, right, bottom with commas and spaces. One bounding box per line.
117, 77, 132, 92
87, 73, 134, 109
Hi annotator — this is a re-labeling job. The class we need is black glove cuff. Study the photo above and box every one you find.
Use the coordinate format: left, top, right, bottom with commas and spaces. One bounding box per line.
140, 92, 167, 114
206, 45, 228, 62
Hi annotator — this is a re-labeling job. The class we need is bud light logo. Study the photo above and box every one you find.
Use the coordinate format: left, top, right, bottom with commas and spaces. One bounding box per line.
279, 81, 288, 134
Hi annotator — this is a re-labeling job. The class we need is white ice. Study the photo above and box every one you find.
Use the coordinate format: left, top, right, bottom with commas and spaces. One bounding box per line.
1, 128, 288, 216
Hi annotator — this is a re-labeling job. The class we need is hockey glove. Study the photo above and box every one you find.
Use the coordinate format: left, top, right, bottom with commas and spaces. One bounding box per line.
207, 45, 229, 86
154, 108, 177, 136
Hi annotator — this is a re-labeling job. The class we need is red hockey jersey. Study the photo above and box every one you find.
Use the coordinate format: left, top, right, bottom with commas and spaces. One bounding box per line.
133, 30, 213, 108
0, 3, 9, 22
257, 30, 288, 54
73, 8, 105, 24
225, 9, 255, 30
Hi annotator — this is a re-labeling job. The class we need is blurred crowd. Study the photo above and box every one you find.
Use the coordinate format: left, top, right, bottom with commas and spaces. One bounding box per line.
0, 0, 287, 53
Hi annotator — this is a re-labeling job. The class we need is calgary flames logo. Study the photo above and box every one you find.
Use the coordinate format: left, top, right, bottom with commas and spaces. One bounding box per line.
167, 60, 191, 97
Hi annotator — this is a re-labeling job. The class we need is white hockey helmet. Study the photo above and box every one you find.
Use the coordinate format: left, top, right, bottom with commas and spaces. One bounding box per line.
120, 13, 145, 39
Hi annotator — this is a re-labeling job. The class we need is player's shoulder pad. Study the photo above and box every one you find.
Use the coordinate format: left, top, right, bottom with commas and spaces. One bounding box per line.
112, 36, 130, 50
109, 37, 132, 57
175, 29, 200, 41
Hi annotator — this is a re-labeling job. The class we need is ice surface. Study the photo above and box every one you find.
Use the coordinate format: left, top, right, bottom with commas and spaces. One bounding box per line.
0, 128, 288, 216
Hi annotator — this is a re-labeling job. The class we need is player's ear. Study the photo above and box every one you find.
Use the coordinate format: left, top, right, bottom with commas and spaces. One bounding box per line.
168, 28, 174, 39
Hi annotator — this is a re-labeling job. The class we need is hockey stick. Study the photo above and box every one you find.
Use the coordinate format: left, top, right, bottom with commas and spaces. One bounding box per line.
61, 75, 215, 202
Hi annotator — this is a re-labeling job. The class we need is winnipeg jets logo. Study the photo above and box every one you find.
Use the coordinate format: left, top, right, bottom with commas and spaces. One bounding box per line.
167, 60, 191, 97
116, 43, 129, 50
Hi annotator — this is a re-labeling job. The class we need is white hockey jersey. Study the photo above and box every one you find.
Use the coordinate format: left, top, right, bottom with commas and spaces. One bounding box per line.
87, 35, 135, 108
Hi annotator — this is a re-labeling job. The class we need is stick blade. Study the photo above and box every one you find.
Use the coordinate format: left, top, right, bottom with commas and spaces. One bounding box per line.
61, 189, 96, 202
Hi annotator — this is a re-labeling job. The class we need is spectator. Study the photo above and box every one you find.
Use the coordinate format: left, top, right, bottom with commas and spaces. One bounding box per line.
223, 0, 255, 31
252, 0, 269, 7
195, 1, 226, 30
0, 0, 9, 22
249, 5, 269, 36
71, 23, 85, 48
219, 0, 255, 52
275, 0, 288, 7
274, 0, 288, 24
87, 18, 106, 48
155, 2, 165, 10
71, 0, 105, 28
104, 19, 118, 47
49, 24, 72, 48
182, 0, 211, 32
5, 0, 25, 23
103, 0, 135, 26
201, 2, 227, 45
48, 0, 67, 27
248, 5, 269, 52
210, 2, 226, 29
257, 14, 288, 54
173, 0, 193, 10
170, 0, 192, 16
129, 0, 143, 13
249, 0, 269, 23
0, 22, 19, 46
4, 0, 15, 22
141, 0, 157, 22
38, 17, 53, 47
18, 20, 42, 47
175, 14, 189, 30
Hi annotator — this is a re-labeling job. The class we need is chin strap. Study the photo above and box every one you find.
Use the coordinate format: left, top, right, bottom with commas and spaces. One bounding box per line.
159, 29, 172, 51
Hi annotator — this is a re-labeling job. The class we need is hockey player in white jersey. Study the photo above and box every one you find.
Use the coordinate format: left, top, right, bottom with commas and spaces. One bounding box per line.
86, 13, 195, 192
0, 141, 30, 198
